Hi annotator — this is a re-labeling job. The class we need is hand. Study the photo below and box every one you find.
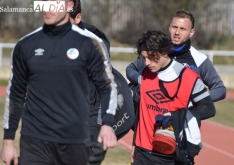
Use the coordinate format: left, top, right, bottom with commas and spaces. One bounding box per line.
86, 142, 105, 165
130, 146, 135, 163
0, 140, 18, 165
163, 112, 171, 116
97, 125, 117, 150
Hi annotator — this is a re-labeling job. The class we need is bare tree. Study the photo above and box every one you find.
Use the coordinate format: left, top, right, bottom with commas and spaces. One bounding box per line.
1, 0, 233, 49
0, 0, 42, 40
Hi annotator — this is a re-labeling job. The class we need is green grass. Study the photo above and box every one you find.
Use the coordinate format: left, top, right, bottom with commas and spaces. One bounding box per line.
2, 46, 234, 64
0, 79, 9, 86
213, 56, 234, 65
2, 48, 12, 58
0, 97, 233, 165
211, 100, 234, 127
102, 146, 131, 165
110, 52, 137, 62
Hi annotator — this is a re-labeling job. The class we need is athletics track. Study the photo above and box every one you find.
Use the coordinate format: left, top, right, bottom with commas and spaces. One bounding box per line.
118, 91, 234, 165
0, 86, 233, 165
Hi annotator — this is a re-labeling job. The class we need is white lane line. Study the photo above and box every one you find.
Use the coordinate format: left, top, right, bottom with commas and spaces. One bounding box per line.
203, 142, 234, 159
202, 120, 234, 158
205, 120, 234, 131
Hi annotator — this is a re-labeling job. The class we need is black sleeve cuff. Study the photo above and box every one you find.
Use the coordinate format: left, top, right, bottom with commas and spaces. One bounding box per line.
4, 129, 16, 140
102, 114, 114, 127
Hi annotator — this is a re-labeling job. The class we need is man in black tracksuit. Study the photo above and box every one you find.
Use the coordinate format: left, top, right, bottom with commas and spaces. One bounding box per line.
69, 0, 112, 144
0, 1, 117, 165
70, 2, 136, 164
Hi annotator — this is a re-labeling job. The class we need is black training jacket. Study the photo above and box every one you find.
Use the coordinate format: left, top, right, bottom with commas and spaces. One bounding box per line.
3, 21, 117, 144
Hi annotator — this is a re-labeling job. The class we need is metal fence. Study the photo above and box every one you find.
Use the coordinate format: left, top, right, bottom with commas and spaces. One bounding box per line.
110, 47, 234, 63
1, 43, 234, 67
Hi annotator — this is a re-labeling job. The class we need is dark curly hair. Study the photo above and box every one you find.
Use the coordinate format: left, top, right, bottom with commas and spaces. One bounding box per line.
136, 30, 171, 61
69, 0, 81, 19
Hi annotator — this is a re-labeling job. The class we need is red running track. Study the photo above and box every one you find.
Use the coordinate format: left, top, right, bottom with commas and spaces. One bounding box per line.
119, 121, 234, 165
1, 86, 234, 164
118, 92, 234, 165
